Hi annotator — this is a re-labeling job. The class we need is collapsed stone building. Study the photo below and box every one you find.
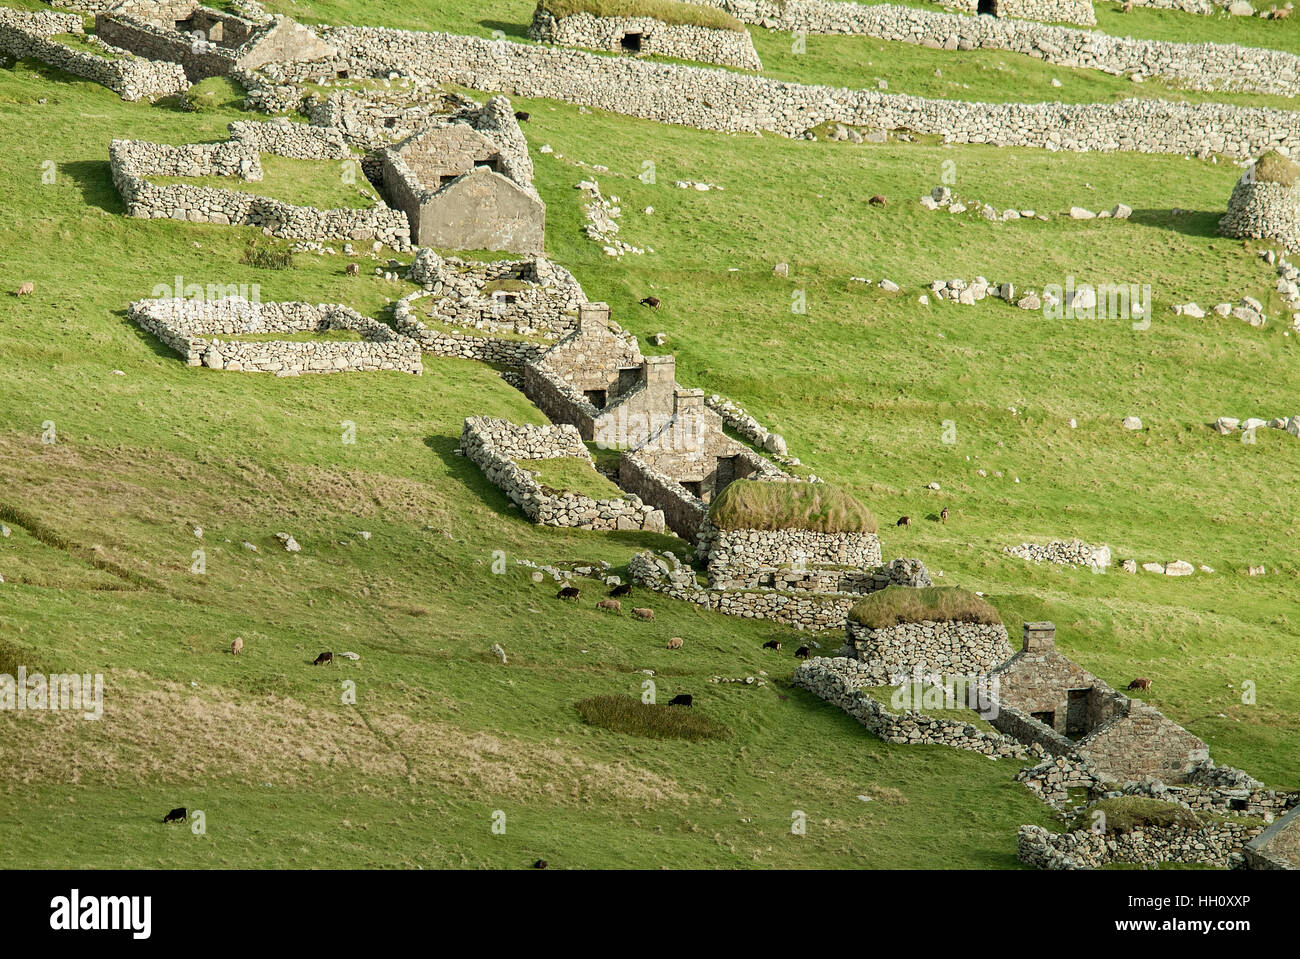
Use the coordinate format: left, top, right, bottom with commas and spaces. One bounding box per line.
1243, 804, 1300, 869
1219, 151, 1300, 254
529, 3, 764, 71
96, 0, 336, 81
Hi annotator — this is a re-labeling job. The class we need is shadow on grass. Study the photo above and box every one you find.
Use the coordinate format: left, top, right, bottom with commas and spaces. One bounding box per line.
61, 159, 123, 214
1126, 208, 1223, 239
478, 19, 531, 41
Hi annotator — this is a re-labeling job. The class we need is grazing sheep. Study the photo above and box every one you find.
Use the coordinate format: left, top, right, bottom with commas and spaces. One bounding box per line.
639, 296, 660, 309
15, 282, 34, 296
532, 858, 547, 868
1274, 7, 1290, 17
795, 645, 810, 659
940, 507, 949, 525
312, 651, 334, 666
762, 640, 782, 651
597, 598, 622, 613
668, 694, 693, 707
345, 262, 360, 277
162, 807, 187, 824
1127, 677, 1152, 692
515, 111, 531, 122
557, 586, 580, 601
609, 583, 632, 597
1121, 1, 1133, 10
490, 643, 508, 664
896, 515, 911, 528
869, 195, 887, 207
231, 637, 244, 656
632, 607, 654, 620
666, 636, 683, 649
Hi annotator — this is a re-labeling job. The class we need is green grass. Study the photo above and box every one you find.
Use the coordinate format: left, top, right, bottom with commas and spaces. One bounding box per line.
51, 33, 123, 62
517, 456, 625, 498
1255, 150, 1300, 186
575, 694, 731, 739
1068, 796, 1201, 834
849, 586, 1002, 628
708, 478, 878, 533
0, 0, 1297, 870
539, 0, 745, 31
150, 154, 378, 211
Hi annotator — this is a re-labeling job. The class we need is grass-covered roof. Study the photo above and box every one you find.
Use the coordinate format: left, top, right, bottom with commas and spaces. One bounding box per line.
707, 479, 877, 534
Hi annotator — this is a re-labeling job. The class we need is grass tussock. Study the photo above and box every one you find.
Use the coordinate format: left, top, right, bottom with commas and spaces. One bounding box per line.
1253, 151, 1300, 187
708, 479, 876, 534
240, 239, 295, 271
1069, 797, 1201, 835
575, 695, 729, 740
541, 0, 746, 32
518, 456, 624, 500
849, 586, 1002, 629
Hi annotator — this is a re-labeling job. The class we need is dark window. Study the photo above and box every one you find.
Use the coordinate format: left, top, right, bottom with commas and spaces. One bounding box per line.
584, 389, 607, 409
681, 480, 703, 499
620, 32, 642, 53
616, 366, 641, 397
714, 455, 738, 497
1066, 688, 1091, 738
336, 69, 350, 79
977, 0, 996, 14
1031, 710, 1055, 728
1231, 799, 1249, 812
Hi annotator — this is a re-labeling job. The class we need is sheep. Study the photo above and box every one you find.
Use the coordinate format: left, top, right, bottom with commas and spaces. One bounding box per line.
1273, 7, 1290, 17
609, 583, 632, 597
231, 637, 244, 656
490, 643, 508, 664
532, 858, 548, 868
162, 807, 187, 824
557, 585, 580, 601
795, 645, 810, 659
15, 282, 34, 296
632, 607, 654, 620
639, 296, 660, 309
762, 640, 782, 651
869, 195, 887, 207
668, 694, 693, 707
1127, 677, 1152, 692
515, 111, 531, 122
312, 651, 334, 666
896, 515, 911, 528
597, 598, 622, 613
1121, 1, 1133, 10
940, 507, 949, 525
666, 636, 683, 649
345, 262, 360, 277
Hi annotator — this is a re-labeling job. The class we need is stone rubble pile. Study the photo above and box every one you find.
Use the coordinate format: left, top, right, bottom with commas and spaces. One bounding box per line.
1004, 539, 1112, 571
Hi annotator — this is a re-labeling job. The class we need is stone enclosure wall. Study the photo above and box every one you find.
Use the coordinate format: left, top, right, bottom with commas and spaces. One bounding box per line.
129, 297, 422, 374
227, 118, 350, 159
1220, 177, 1300, 253
698, 519, 884, 588
310, 25, 1300, 159
529, 7, 763, 71
0, 9, 189, 102
846, 618, 1014, 684
109, 137, 411, 248
391, 290, 549, 367
1018, 820, 1264, 870
460, 417, 666, 531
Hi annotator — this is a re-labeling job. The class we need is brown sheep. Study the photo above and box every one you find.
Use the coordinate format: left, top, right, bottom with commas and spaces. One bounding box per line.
15, 282, 34, 296
313, 651, 334, 666
666, 636, 683, 649
597, 598, 621, 612
868, 195, 887, 207
1121, 1, 1133, 11
940, 507, 949, 525
640, 296, 661, 309
1273, 7, 1290, 18
557, 586, 580, 601
896, 515, 911, 528
231, 637, 244, 656
345, 263, 360, 277
762, 640, 782, 651
632, 607, 654, 620
1127, 677, 1152, 692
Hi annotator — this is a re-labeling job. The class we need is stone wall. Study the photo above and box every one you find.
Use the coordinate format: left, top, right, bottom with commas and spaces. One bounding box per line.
109, 137, 411, 248
617, 450, 709, 541
793, 656, 1029, 758
1079, 703, 1211, 785
845, 619, 1014, 684
698, 518, 883, 588
96, 10, 239, 81
529, 7, 763, 71
1018, 820, 1264, 870
0, 11, 189, 102
391, 291, 549, 366
227, 118, 350, 159
1004, 538, 1112, 571
696, 1, 1300, 97
459, 417, 666, 531
1220, 175, 1300, 253
129, 297, 422, 374
307, 25, 1300, 158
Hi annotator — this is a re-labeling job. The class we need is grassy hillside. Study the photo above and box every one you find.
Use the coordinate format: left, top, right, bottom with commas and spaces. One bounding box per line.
0, 0, 1297, 869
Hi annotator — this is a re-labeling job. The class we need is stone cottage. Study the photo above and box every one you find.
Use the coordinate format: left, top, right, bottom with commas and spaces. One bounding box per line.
990, 622, 1209, 782
1220, 151, 1300, 253
96, 0, 336, 81
380, 119, 545, 254
1243, 804, 1300, 869
528, 2, 764, 71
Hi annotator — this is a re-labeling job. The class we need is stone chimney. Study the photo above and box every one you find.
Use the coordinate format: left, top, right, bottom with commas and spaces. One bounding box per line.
1023, 621, 1055, 653
674, 388, 704, 416
577, 301, 610, 333
640, 355, 677, 412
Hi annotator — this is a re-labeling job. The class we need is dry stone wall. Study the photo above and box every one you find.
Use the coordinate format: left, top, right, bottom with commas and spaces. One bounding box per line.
793, 657, 1030, 758
460, 417, 666, 531
129, 297, 422, 374
695, 1, 1300, 96
109, 137, 411, 248
529, 8, 763, 71
0, 10, 189, 102
227, 118, 350, 159
1220, 176, 1300, 253
1018, 820, 1264, 870
310, 25, 1300, 159
698, 519, 883, 587
1004, 538, 1112, 571
391, 291, 549, 366
846, 618, 1014, 684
